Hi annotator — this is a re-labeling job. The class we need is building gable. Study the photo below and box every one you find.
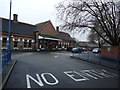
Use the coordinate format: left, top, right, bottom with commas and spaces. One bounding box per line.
36, 20, 58, 37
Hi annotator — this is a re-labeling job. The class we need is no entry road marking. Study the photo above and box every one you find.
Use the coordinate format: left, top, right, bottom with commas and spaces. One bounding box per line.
26, 73, 59, 88
26, 69, 118, 88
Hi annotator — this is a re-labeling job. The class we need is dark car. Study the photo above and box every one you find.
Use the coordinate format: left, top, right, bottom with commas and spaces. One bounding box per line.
71, 47, 84, 53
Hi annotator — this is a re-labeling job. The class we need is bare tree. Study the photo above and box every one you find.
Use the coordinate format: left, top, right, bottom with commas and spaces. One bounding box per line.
88, 29, 105, 48
56, 0, 120, 46
88, 18, 106, 47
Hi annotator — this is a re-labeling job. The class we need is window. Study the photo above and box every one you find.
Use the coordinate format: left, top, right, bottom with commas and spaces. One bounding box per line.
14, 41, 18, 47
39, 40, 42, 43
2, 37, 7, 47
65, 45, 67, 48
28, 40, 32, 47
41, 45, 44, 48
58, 42, 60, 44
2, 38, 7, 43
24, 40, 27, 47
58, 44, 61, 48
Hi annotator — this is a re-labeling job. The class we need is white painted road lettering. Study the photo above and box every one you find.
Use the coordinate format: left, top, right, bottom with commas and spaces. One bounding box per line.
102, 69, 118, 77
26, 73, 59, 88
87, 70, 104, 78
64, 71, 89, 81
80, 70, 98, 79
41, 73, 59, 85
92, 70, 116, 78
26, 69, 118, 88
26, 74, 44, 88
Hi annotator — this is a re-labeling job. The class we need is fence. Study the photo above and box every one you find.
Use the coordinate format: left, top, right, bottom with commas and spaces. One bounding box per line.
1, 49, 11, 70
72, 51, 120, 69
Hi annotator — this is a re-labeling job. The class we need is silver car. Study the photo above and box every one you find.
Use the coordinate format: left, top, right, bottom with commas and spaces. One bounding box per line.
92, 48, 101, 53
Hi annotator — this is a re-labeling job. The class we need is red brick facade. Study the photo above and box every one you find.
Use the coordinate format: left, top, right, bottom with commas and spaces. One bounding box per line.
101, 46, 120, 61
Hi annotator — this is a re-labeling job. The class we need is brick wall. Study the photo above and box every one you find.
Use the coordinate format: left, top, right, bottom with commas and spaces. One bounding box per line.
101, 46, 120, 61
38, 22, 58, 37
1, 35, 35, 51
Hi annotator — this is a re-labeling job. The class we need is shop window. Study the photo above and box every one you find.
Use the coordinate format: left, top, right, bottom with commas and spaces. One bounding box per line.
14, 41, 18, 47
24, 40, 27, 47
28, 40, 32, 47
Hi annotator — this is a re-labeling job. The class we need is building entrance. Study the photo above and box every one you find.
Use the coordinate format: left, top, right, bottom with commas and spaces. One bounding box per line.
38, 39, 58, 51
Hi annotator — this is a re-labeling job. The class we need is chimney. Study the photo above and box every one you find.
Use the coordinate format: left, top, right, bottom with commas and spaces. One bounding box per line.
56, 26, 59, 32
13, 14, 18, 21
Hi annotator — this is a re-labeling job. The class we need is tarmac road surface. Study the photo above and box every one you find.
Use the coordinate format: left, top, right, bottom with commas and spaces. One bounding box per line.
4, 51, 120, 88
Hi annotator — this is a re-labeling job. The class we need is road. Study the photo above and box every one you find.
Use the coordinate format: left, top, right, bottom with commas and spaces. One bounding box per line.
4, 51, 120, 88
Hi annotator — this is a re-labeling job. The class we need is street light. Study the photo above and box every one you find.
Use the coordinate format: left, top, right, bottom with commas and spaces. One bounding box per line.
7, 0, 12, 62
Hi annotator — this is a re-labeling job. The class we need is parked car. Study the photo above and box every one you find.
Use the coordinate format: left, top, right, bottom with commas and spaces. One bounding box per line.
92, 48, 101, 53
71, 47, 84, 53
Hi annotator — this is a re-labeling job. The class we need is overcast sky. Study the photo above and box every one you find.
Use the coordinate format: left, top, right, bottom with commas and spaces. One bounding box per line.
0, 0, 88, 42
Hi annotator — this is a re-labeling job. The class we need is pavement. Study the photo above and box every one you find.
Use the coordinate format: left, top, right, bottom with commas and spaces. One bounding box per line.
0, 59, 17, 89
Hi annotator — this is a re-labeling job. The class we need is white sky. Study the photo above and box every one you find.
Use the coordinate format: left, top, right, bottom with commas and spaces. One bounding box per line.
0, 0, 88, 42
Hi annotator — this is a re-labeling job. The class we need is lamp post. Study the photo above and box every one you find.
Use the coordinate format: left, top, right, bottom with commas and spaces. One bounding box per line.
7, 0, 12, 62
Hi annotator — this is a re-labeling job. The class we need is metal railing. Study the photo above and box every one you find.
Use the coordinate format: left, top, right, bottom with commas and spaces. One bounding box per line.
1, 52, 11, 69
72, 51, 120, 69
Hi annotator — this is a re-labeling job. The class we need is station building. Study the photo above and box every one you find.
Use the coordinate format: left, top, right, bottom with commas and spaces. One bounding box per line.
0, 14, 75, 51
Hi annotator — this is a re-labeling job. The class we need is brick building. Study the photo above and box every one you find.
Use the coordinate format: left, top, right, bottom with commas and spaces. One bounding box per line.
0, 14, 75, 51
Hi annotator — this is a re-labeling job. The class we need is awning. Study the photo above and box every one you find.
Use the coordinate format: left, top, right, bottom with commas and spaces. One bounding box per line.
38, 35, 62, 41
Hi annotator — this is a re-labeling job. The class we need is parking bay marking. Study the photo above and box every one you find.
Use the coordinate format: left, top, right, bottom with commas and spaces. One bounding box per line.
26, 69, 118, 88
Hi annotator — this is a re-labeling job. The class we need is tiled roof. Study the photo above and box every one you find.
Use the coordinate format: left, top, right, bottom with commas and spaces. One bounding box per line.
58, 32, 74, 41
35, 21, 49, 31
1, 18, 74, 41
2, 18, 36, 36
